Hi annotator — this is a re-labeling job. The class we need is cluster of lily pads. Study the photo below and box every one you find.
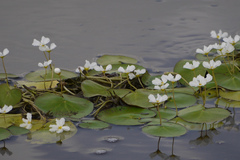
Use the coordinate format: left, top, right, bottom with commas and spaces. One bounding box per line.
0, 30, 239, 144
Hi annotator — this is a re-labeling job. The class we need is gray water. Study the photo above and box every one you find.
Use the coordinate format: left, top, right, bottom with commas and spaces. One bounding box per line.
1, 0, 240, 159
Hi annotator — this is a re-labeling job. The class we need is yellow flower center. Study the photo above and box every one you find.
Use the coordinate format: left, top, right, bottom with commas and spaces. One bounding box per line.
28, 121, 31, 124
58, 126, 62, 130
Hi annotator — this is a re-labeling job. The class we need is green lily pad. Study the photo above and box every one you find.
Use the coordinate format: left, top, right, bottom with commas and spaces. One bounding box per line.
97, 106, 156, 125
24, 69, 77, 81
79, 119, 110, 130
81, 80, 132, 98
170, 117, 223, 131
216, 98, 240, 108
8, 125, 29, 136
96, 55, 138, 66
215, 72, 240, 90
17, 80, 59, 90
0, 114, 22, 128
142, 122, 187, 137
179, 104, 230, 123
0, 84, 22, 106
173, 59, 206, 85
29, 119, 77, 144
0, 73, 19, 79
0, 128, 11, 141
122, 89, 196, 109
34, 93, 93, 118
219, 90, 240, 101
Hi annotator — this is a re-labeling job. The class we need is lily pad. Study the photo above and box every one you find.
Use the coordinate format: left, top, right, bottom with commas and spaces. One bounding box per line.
170, 117, 223, 131
0, 84, 22, 106
215, 72, 240, 91
0, 73, 19, 79
97, 55, 138, 66
173, 59, 206, 85
97, 106, 156, 125
17, 80, 59, 90
34, 93, 93, 118
216, 98, 240, 108
0, 128, 11, 141
219, 90, 240, 101
79, 119, 110, 130
122, 89, 196, 109
8, 126, 29, 136
24, 69, 77, 81
81, 80, 132, 98
29, 120, 77, 144
0, 114, 22, 128
179, 104, 230, 123
142, 122, 187, 137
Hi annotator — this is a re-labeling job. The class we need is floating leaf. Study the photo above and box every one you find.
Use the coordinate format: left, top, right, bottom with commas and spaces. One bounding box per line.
215, 72, 240, 90
219, 90, 240, 101
122, 89, 196, 109
0, 128, 11, 141
216, 98, 240, 108
29, 120, 77, 144
0, 73, 19, 79
173, 59, 206, 85
97, 55, 137, 66
0, 84, 22, 106
81, 80, 132, 98
97, 106, 156, 125
79, 119, 110, 130
179, 104, 230, 123
0, 114, 22, 128
8, 126, 29, 136
170, 117, 223, 131
24, 69, 77, 81
142, 122, 187, 137
17, 80, 59, 90
34, 93, 93, 118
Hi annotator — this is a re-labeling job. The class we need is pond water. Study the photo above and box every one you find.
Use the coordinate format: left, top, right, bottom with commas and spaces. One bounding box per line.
1, 0, 240, 160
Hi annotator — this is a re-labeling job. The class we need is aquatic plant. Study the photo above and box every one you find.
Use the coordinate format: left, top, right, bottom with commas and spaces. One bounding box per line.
0, 30, 239, 143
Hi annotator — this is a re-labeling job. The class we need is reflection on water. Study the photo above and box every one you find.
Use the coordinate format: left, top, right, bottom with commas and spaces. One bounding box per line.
1, 0, 240, 160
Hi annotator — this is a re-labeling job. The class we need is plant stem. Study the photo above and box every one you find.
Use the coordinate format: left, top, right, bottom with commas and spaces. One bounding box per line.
43, 52, 48, 61
127, 76, 137, 90
1, 58, 8, 86
211, 70, 219, 97
157, 104, 162, 125
172, 82, 178, 116
138, 77, 144, 88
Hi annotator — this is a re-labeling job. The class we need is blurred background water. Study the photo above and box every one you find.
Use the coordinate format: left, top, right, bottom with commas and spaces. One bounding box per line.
1, 0, 240, 159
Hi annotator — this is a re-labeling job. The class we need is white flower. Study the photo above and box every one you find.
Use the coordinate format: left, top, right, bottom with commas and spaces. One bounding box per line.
189, 74, 212, 87
183, 60, 200, 70
165, 73, 181, 82
0, 105, 12, 113
43, 43, 57, 52
38, 60, 52, 68
20, 113, 32, 129
76, 60, 97, 73
32, 36, 50, 51
0, 48, 9, 58
217, 43, 234, 56
54, 68, 61, 75
148, 94, 168, 104
223, 35, 240, 45
152, 76, 168, 86
210, 30, 228, 39
118, 65, 135, 74
49, 118, 70, 133
196, 45, 213, 55
94, 64, 112, 73
128, 73, 136, 80
202, 60, 222, 69
154, 83, 169, 91
212, 42, 227, 50
134, 69, 146, 77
